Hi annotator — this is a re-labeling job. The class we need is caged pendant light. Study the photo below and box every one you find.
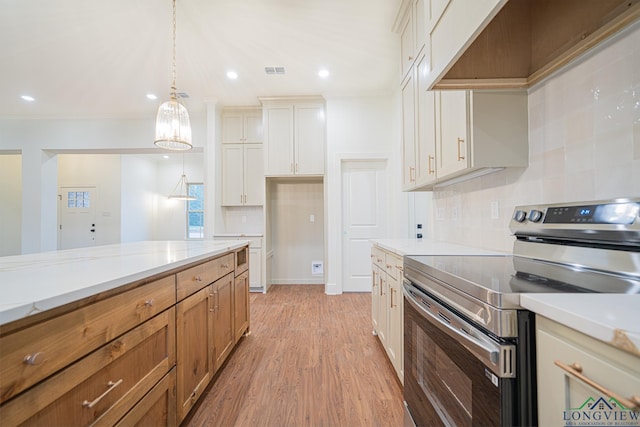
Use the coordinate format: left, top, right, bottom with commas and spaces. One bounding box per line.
168, 155, 196, 200
154, 0, 192, 151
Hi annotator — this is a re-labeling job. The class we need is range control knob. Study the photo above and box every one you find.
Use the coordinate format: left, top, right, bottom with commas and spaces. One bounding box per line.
513, 210, 527, 222
528, 209, 544, 223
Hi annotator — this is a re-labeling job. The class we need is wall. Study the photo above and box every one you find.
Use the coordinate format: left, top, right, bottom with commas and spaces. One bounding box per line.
121, 155, 157, 242
325, 94, 406, 293
431, 22, 640, 252
0, 154, 22, 256
0, 114, 207, 253
269, 179, 324, 284
58, 154, 122, 246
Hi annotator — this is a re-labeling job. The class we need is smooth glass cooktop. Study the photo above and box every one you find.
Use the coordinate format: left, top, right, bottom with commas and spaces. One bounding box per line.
405, 255, 640, 297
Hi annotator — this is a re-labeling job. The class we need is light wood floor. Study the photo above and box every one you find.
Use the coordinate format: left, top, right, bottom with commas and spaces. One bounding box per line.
183, 285, 404, 427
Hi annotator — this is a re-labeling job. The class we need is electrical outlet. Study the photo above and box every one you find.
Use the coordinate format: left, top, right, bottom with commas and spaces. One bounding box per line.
309, 214, 315, 223
311, 261, 323, 275
436, 208, 445, 220
491, 201, 500, 220
451, 207, 459, 220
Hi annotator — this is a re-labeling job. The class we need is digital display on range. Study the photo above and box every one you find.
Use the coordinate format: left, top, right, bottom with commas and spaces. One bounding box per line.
576, 208, 593, 217
544, 203, 639, 224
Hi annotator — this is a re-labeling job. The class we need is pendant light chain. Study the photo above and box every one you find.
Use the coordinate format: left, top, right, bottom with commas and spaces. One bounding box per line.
170, 0, 177, 100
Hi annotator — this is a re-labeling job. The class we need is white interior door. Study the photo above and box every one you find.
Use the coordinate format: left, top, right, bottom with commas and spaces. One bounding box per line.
342, 160, 387, 292
59, 187, 97, 249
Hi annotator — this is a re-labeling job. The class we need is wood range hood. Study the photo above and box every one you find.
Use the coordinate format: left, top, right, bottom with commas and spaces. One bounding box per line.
435, 0, 640, 90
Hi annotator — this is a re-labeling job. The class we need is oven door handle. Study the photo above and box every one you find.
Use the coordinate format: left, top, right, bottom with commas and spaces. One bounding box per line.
403, 282, 515, 378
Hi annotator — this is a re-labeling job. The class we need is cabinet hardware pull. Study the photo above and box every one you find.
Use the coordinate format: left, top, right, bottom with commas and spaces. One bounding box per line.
408, 56, 413, 61
23, 352, 46, 366
195, 275, 202, 282
144, 299, 154, 307
240, 194, 243, 203
82, 379, 123, 408
409, 166, 415, 182
554, 360, 640, 411
390, 288, 395, 308
295, 163, 299, 173
291, 163, 294, 173
457, 138, 465, 161
395, 265, 404, 271
428, 155, 434, 174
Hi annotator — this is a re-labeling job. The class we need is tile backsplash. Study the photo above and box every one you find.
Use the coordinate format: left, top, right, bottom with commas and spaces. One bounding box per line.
432, 21, 640, 253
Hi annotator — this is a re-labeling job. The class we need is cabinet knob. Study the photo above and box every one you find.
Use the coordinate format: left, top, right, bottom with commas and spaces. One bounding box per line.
23, 352, 46, 366
195, 275, 203, 282
144, 299, 154, 307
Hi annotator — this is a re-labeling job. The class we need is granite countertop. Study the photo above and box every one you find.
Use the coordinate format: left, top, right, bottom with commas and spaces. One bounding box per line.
0, 240, 248, 326
371, 238, 508, 256
521, 294, 640, 357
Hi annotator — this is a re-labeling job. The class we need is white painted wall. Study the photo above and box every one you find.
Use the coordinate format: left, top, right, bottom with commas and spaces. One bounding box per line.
325, 94, 405, 293
58, 154, 122, 246
0, 114, 207, 253
432, 22, 640, 252
121, 155, 157, 242
0, 154, 22, 256
270, 179, 324, 284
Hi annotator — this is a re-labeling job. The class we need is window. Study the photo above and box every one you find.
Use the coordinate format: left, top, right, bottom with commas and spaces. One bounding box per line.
186, 183, 204, 239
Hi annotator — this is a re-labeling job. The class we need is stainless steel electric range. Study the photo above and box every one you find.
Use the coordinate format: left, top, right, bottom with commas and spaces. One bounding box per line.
402, 198, 640, 427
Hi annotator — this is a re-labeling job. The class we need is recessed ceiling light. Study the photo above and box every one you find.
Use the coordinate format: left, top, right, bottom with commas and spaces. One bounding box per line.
318, 69, 330, 78
146, 93, 158, 100
163, 155, 170, 159
21, 95, 35, 102
227, 71, 238, 80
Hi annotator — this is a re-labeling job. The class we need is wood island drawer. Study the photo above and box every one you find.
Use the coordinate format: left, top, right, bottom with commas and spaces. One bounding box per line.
116, 368, 177, 427
0, 274, 176, 404
0, 307, 176, 426
176, 254, 234, 301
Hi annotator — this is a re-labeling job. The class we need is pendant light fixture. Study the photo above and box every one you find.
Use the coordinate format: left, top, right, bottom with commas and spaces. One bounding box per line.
154, 0, 192, 151
168, 155, 196, 200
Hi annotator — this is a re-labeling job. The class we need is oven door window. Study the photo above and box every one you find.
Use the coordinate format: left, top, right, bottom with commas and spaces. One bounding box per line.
405, 297, 502, 427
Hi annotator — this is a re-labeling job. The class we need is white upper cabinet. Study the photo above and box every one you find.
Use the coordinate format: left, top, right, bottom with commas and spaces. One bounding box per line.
436, 90, 469, 178
396, 0, 428, 81
222, 108, 263, 144
221, 107, 264, 206
435, 90, 528, 185
261, 98, 325, 177
221, 144, 263, 206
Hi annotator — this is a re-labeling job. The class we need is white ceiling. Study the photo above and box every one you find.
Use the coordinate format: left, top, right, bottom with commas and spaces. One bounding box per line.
1, 0, 402, 118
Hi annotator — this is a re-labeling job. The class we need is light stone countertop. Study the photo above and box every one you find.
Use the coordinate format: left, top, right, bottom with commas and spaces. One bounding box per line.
0, 240, 248, 326
521, 294, 640, 357
370, 238, 508, 256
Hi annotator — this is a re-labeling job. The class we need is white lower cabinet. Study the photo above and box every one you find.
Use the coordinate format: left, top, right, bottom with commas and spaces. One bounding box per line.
536, 316, 640, 427
371, 245, 404, 384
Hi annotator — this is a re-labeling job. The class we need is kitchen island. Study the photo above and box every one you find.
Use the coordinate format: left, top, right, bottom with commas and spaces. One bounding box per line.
0, 240, 251, 426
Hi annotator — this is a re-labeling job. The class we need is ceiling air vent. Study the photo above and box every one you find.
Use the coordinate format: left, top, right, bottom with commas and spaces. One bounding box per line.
265, 66, 285, 75
176, 92, 190, 99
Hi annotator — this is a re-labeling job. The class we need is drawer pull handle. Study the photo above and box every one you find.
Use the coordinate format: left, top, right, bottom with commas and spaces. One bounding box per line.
144, 299, 154, 307
195, 275, 203, 282
457, 137, 465, 161
554, 360, 640, 411
23, 352, 46, 366
82, 379, 123, 409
